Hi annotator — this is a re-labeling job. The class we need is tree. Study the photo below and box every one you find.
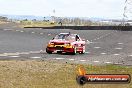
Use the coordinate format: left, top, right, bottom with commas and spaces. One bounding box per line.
43, 17, 46, 21
0, 16, 8, 21
32, 19, 37, 21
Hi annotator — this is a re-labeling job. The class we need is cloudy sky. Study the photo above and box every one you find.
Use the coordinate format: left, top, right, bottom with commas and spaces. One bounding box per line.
0, 0, 125, 19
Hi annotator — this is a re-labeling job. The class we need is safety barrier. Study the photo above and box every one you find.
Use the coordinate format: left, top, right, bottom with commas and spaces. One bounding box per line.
24, 26, 132, 31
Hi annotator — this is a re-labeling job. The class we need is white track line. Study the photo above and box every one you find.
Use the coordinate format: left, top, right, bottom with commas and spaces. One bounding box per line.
55, 58, 65, 60
40, 33, 43, 35
80, 60, 86, 62
85, 52, 90, 54
9, 56, 20, 58
105, 62, 112, 64
114, 54, 120, 56
0, 51, 41, 57
101, 53, 106, 55
29, 51, 40, 53
31, 32, 35, 33
129, 55, 132, 57
97, 37, 100, 39
3, 29, 12, 31
69, 59, 75, 61
1, 51, 40, 57
114, 63, 123, 65
40, 50, 46, 53
91, 32, 113, 41
0, 54, 8, 56
94, 47, 101, 49
87, 41, 99, 44
87, 40, 89, 42
18, 52, 30, 54
115, 48, 122, 50
3, 53, 19, 56
20, 31, 24, 32
30, 57, 41, 59
86, 40, 92, 44
93, 61, 99, 63
15, 30, 19, 31
118, 43, 123, 45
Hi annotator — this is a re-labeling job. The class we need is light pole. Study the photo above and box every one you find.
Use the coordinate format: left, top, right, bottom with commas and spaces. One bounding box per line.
122, 0, 132, 26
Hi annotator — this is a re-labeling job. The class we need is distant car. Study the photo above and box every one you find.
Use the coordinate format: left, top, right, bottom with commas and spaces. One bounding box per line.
46, 33, 85, 54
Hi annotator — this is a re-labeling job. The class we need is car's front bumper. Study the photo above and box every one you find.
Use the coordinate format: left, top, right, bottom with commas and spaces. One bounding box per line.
47, 47, 75, 52
46, 44, 83, 53
46, 44, 74, 53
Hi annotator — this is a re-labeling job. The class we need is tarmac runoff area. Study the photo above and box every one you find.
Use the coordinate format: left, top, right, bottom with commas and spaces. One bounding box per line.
0, 24, 132, 66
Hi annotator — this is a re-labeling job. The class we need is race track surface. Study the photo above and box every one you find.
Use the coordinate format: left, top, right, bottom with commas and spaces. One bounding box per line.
0, 23, 132, 65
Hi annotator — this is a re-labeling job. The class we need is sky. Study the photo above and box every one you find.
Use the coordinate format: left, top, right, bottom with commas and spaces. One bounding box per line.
0, 0, 125, 19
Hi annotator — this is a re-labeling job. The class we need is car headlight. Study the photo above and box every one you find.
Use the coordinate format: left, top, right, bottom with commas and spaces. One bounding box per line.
49, 42, 54, 45
65, 43, 71, 46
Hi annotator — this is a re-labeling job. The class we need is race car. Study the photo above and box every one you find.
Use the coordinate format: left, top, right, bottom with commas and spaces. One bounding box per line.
46, 32, 85, 54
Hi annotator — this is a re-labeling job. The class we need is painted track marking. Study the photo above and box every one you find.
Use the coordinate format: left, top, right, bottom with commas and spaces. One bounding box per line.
9, 56, 20, 58
94, 47, 101, 49
118, 43, 123, 45
115, 48, 122, 50
105, 62, 112, 64
85, 52, 90, 54
69, 59, 75, 61
30, 57, 41, 59
55, 58, 65, 60
101, 53, 106, 55
40, 33, 43, 35
0, 54, 8, 56
80, 60, 86, 62
31, 32, 35, 33
93, 61, 99, 63
114, 54, 120, 56
3, 29, 12, 31
129, 55, 132, 57
20, 31, 24, 32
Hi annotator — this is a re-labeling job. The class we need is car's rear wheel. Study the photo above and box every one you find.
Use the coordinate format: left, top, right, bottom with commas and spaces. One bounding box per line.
46, 48, 52, 54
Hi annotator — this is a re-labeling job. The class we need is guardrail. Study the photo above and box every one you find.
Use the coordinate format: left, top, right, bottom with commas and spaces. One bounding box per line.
24, 26, 132, 31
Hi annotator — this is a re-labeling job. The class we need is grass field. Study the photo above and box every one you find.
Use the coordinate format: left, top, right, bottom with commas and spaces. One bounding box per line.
0, 60, 131, 88
0, 21, 9, 24
19, 21, 59, 28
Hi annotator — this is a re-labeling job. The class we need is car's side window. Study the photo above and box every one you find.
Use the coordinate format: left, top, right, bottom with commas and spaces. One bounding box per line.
76, 35, 80, 41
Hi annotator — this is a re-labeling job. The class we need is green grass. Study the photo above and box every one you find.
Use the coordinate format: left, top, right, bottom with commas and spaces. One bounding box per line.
19, 21, 59, 28
0, 60, 131, 88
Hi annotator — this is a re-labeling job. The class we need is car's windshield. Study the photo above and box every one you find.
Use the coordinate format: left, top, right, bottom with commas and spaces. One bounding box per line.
54, 34, 68, 39
54, 34, 76, 41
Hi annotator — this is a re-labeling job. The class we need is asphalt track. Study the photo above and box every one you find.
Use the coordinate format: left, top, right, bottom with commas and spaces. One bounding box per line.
0, 23, 132, 65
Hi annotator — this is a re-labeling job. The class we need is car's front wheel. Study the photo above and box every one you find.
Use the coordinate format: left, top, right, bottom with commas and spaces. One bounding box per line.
72, 46, 77, 55
46, 48, 53, 54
